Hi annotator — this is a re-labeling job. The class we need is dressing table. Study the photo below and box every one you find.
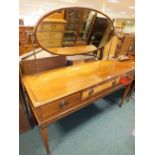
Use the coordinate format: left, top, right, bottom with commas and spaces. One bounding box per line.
20, 7, 135, 155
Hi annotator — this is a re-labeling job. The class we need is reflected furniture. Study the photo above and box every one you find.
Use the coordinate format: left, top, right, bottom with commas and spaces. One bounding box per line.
103, 35, 119, 59
19, 26, 39, 55
36, 19, 66, 48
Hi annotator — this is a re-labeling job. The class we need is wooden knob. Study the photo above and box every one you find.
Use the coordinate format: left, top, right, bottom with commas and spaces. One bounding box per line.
112, 80, 116, 86
59, 100, 67, 109
88, 89, 94, 96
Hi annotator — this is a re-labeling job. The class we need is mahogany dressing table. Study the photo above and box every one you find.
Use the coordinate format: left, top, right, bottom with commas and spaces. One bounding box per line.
20, 7, 135, 155
22, 60, 134, 154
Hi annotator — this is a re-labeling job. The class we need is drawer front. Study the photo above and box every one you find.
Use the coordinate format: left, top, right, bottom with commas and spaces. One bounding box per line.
38, 23, 65, 31
39, 39, 62, 48
82, 77, 120, 100
40, 93, 80, 119
36, 32, 63, 40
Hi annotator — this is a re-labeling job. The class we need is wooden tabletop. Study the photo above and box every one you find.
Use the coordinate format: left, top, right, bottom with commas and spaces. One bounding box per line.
47, 45, 97, 55
23, 60, 135, 107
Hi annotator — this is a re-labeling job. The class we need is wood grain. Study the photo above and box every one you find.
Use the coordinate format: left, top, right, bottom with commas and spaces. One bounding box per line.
23, 60, 135, 108
20, 55, 66, 75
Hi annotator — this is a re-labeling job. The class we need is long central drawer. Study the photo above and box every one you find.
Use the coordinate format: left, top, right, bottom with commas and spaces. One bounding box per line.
81, 76, 120, 100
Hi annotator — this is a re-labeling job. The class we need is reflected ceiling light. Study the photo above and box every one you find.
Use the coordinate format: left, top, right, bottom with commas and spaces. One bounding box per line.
107, 0, 120, 3
60, 0, 78, 3
120, 11, 126, 14
105, 8, 112, 12
102, 4, 106, 10
129, 6, 135, 9
38, 8, 44, 14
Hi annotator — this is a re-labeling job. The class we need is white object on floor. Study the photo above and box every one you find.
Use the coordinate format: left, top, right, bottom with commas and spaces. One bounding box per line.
131, 129, 135, 137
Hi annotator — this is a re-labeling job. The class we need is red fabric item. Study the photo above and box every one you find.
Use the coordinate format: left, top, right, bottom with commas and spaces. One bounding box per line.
119, 76, 131, 86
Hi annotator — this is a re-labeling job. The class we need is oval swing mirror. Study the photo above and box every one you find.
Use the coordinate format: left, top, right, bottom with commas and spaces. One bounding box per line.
34, 7, 114, 56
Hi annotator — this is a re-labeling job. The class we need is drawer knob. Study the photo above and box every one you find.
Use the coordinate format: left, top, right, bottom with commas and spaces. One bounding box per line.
59, 100, 67, 109
88, 89, 94, 96
112, 80, 116, 86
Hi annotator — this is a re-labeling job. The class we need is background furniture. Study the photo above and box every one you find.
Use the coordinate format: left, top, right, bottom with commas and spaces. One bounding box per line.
19, 26, 39, 55
116, 35, 135, 56
103, 35, 119, 59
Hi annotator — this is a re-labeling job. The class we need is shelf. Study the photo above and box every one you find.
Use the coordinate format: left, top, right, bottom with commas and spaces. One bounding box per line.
47, 45, 97, 55
42, 18, 67, 23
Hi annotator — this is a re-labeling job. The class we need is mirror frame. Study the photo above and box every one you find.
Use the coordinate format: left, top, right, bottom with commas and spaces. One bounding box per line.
34, 6, 114, 56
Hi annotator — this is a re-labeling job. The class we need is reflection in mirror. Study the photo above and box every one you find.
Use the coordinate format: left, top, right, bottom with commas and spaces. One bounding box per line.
35, 7, 114, 56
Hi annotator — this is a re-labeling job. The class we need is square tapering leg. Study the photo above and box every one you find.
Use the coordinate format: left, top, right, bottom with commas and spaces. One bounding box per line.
40, 126, 50, 155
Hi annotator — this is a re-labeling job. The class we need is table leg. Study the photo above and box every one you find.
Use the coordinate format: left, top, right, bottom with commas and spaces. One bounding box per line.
119, 82, 132, 107
127, 81, 135, 101
40, 126, 50, 155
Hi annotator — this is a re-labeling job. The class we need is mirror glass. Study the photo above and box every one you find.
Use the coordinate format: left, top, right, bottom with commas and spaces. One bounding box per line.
35, 7, 114, 55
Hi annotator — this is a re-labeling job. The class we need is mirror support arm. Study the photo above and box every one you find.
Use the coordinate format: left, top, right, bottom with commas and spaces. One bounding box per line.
30, 32, 39, 74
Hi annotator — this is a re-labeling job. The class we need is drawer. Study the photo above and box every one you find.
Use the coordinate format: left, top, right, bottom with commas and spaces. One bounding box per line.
39, 39, 62, 48
38, 23, 65, 31
40, 93, 80, 119
36, 32, 63, 40
82, 77, 120, 100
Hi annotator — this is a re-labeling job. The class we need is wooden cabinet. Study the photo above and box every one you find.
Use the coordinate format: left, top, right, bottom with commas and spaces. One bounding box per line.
36, 19, 66, 48
19, 26, 39, 56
